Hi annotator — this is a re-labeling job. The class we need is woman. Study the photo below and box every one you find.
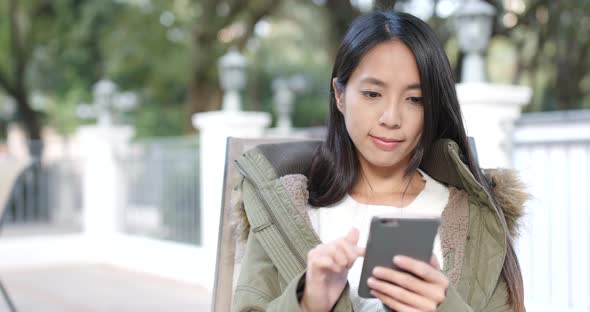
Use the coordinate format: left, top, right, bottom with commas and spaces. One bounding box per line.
231, 10, 527, 312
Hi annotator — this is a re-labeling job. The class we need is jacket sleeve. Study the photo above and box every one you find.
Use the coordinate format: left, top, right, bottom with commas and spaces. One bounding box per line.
438, 275, 513, 312
231, 229, 307, 312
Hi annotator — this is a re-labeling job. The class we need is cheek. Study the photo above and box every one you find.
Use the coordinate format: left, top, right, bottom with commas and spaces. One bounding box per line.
408, 110, 425, 141
343, 99, 373, 137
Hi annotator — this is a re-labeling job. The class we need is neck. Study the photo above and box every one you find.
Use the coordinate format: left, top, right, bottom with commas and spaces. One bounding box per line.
350, 154, 425, 206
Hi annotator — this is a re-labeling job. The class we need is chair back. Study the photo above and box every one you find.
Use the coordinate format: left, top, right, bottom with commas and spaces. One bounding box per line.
212, 137, 311, 312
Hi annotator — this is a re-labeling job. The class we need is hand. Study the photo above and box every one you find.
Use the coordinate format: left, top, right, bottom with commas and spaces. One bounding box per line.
300, 228, 365, 312
367, 255, 448, 312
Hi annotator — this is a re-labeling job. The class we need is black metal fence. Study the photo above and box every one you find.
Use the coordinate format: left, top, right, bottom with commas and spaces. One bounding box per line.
2, 141, 83, 234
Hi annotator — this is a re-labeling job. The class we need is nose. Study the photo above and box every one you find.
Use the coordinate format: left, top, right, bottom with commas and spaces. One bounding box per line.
378, 100, 401, 129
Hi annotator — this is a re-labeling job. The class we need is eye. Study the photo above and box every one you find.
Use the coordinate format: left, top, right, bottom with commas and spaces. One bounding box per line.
361, 91, 381, 99
407, 96, 423, 104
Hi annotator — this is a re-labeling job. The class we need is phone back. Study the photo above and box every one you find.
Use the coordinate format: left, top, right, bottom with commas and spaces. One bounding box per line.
358, 217, 440, 298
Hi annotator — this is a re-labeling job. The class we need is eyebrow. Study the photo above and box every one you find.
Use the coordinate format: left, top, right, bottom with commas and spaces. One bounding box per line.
404, 83, 421, 91
360, 77, 387, 87
359, 77, 421, 91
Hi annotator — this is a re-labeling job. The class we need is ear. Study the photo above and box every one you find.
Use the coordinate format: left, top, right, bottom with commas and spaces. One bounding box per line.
332, 77, 344, 113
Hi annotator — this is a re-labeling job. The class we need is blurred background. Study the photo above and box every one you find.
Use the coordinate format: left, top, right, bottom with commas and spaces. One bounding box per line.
0, 0, 588, 311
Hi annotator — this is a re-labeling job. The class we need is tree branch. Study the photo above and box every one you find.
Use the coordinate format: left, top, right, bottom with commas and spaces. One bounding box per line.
9, 0, 27, 84
236, 0, 281, 50
373, 0, 397, 11
578, 39, 590, 73
494, 0, 546, 38
323, 0, 361, 57
224, 0, 249, 26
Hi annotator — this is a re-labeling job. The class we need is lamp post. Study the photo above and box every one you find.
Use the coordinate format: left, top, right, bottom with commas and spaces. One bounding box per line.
78, 80, 137, 241
218, 48, 247, 112
271, 75, 308, 133
453, 0, 531, 169
193, 48, 271, 288
76, 79, 139, 127
454, 0, 496, 82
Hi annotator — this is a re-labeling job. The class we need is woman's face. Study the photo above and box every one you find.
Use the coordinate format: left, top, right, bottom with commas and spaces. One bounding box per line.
333, 40, 424, 170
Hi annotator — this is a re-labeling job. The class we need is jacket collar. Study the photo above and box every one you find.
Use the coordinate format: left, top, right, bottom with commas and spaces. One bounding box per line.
254, 138, 473, 189
239, 138, 526, 238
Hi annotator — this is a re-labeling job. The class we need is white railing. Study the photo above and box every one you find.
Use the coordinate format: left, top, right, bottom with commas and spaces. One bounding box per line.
119, 136, 200, 245
0, 130, 210, 288
513, 110, 590, 312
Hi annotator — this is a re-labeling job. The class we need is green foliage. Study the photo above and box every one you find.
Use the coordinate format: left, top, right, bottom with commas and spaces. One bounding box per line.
243, 1, 332, 127
0, 0, 192, 138
493, 0, 590, 111
1, 0, 588, 140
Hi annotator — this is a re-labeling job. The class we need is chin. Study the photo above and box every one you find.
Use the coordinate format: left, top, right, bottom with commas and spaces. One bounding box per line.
366, 156, 403, 169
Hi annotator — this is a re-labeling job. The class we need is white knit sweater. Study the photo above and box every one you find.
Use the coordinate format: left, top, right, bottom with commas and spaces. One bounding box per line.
306, 169, 449, 311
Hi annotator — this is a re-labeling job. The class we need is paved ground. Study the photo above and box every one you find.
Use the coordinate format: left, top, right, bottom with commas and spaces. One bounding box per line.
0, 264, 211, 312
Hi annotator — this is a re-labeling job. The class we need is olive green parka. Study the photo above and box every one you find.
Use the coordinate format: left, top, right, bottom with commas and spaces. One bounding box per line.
231, 139, 527, 312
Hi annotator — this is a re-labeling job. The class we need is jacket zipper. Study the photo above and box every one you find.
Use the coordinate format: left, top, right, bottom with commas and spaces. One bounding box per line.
234, 160, 307, 268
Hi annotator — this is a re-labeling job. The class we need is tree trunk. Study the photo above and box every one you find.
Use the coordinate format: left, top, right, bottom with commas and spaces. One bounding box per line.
373, 0, 397, 11
324, 0, 361, 59
184, 0, 282, 132
185, 77, 222, 131
14, 86, 43, 157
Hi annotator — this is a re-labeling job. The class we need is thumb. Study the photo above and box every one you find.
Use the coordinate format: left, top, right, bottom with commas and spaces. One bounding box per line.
430, 254, 441, 270
345, 227, 360, 245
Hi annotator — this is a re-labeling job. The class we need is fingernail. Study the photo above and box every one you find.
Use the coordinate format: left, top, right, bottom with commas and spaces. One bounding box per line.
367, 277, 375, 285
393, 255, 403, 264
372, 267, 381, 275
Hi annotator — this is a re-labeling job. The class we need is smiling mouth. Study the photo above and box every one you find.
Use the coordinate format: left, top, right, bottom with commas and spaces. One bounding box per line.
369, 135, 404, 151
370, 135, 402, 143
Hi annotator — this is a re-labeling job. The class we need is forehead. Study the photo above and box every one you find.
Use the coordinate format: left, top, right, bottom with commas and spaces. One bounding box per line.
349, 40, 421, 85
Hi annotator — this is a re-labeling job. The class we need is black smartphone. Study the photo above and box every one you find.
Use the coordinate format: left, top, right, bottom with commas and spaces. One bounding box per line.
357, 216, 440, 298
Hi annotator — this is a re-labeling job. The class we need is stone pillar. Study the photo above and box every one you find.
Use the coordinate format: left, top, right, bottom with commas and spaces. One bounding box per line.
456, 82, 532, 168
79, 125, 133, 238
192, 111, 271, 284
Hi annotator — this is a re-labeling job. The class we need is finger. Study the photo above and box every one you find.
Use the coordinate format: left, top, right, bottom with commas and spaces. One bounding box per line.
367, 277, 438, 311
336, 237, 365, 264
326, 243, 349, 269
311, 255, 336, 272
308, 247, 339, 274
372, 266, 445, 302
357, 246, 366, 257
430, 255, 441, 270
345, 227, 360, 245
321, 255, 348, 274
335, 239, 358, 268
394, 256, 448, 285
345, 228, 365, 257
370, 289, 421, 312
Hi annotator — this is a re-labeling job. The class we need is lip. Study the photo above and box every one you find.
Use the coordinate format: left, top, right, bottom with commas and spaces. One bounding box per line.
370, 135, 403, 151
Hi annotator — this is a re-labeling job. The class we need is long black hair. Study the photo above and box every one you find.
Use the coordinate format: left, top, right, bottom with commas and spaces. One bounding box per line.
307, 11, 524, 311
